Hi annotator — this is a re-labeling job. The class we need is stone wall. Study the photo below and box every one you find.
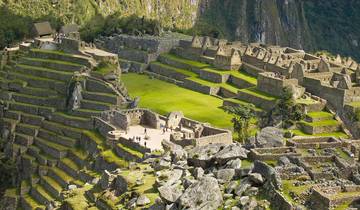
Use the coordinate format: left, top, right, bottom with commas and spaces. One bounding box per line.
195, 132, 232, 146
257, 72, 300, 97
149, 63, 188, 81
287, 137, 342, 149
96, 34, 186, 54
249, 147, 301, 161
241, 63, 265, 76
303, 76, 346, 109
228, 75, 255, 89
94, 117, 117, 138
181, 79, 220, 95
218, 87, 237, 98
198, 69, 230, 83
118, 137, 150, 154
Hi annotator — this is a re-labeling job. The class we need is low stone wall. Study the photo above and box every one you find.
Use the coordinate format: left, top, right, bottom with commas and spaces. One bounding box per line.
218, 87, 237, 98
19, 57, 82, 72
237, 91, 276, 111
181, 79, 220, 95
94, 117, 117, 138
114, 144, 142, 162
118, 137, 150, 154
29, 50, 91, 67
287, 137, 342, 149
149, 63, 188, 81
158, 54, 201, 74
241, 62, 265, 77
171, 47, 201, 62
144, 71, 182, 85
86, 78, 115, 94
195, 132, 232, 146
257, 72, 300, 97
198, 69, 230, 83
249, 147, 301, 161
303, 76, 346, 109
298, 122, 341, 135
118, 48, 157, 64
311, 185, 360, 209
228, 75, 255, 89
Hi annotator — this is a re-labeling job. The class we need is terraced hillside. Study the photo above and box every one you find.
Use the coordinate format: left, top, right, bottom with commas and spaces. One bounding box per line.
148, 52, 275, 113
0, 49, 149, 209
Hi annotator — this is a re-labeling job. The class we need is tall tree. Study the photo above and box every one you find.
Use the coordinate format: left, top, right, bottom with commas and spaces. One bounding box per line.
224, 104, 255, 143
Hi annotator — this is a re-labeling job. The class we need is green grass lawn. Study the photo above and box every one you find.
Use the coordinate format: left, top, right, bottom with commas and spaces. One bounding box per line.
122, 73, 234, 128
300, 119, 340, 127
306, 111, 333, 119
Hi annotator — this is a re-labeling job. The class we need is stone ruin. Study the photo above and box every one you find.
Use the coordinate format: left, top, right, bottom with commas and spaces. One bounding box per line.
93, 109, 232, 155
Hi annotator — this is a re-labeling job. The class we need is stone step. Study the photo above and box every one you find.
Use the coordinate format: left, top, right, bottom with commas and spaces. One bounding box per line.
27, 146, 57, 167
6, 70, 66, 92
158, 53, 207, 73
29, 49, 91, 67
20, 86, 58, 97
68, 149, 88, 169
237, 88, 277, 111
118, 47, 157, 64
12, 92, 66, 109
58, 158, 80, 178
14, 133, 34, 147
16, 123, 40, 136
30, 184, 55, 205
80, 99, 112, 111
86, 78, 115, 94
51, 112, 92, 129
9, 101, 56, 117
298, 120, 342, 135
42, 120, 83, 139
305, 112, 334, 123
15, 64, 73, 82
82, 91, 118, 104
119, 58, 147, 73
19, 57, 83, 72
48, 167, 75, 189
34, 137, 68, 159
70, 108, 103, 118
3, 110, 21, 121
150, 62, 194, 81
19, 111, 45, 127
39, 176, 62, 200
79, 169, 100, 183
13, 143, 28, 156
37, 129, 77, 147
21, 195, 46, 210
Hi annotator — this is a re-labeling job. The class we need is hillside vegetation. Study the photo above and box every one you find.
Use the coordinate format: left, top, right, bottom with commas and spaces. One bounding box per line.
1, 0, 360, 60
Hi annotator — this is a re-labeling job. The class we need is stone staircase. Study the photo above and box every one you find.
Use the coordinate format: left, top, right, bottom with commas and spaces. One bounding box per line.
0, 48, 126, 209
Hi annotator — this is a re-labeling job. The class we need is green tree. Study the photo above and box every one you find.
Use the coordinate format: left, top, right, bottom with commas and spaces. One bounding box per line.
224, 105, 255, 143
273, 87, 304, 128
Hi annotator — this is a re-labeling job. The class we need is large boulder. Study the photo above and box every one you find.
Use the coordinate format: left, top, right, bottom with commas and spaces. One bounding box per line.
179, 177, 223, 209
255, 127, 284, 148
187, 144, 225, 168
156, 169, 183, 187
216, 169, 235, 183
158, 184, 183, 203
214, 143, 248, 164
251, 161, 282, 190
137, 194, 151, 206
162, 140, 187, 162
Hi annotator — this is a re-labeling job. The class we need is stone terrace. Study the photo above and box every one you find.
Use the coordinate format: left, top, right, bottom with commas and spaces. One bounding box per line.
0, 45, 132, 209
